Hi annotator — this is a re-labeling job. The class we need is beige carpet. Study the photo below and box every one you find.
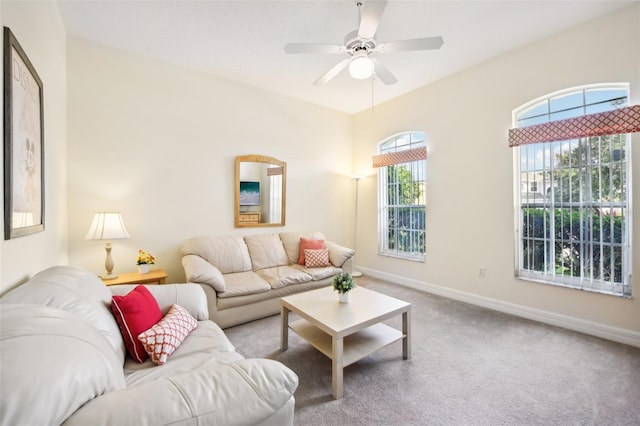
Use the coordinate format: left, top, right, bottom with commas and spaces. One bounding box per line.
224, 277, 640, 425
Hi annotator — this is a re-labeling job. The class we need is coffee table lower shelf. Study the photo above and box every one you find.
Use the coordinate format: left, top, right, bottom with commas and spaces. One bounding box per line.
289, 319, 404, 368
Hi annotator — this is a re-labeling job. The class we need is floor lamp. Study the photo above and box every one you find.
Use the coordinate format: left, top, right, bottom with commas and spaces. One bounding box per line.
351, 176, 363, 278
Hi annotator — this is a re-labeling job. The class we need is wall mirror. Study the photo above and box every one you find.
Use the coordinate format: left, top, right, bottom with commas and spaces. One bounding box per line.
235, 154, 286, 227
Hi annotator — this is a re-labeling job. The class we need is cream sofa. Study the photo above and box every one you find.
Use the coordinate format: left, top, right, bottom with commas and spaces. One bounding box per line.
0, 266, 298, 426
181, 231, 355, 328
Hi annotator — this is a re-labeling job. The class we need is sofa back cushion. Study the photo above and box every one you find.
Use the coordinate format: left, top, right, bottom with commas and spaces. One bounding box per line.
0, 265, 125, 365
279, 231, 326, 264
181, 236, 252, 274
0, 304, 126, 425
244, 233, 289, 270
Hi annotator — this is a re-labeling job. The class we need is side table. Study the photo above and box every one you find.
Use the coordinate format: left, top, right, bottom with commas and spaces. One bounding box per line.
101, 269, 168, 286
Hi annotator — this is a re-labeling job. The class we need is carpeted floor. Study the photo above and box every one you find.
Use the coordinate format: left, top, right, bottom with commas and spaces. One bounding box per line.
224, 276, 640, 426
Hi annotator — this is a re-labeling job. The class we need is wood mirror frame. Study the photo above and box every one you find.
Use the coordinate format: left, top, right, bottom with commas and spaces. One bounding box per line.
234, 154, 286, 228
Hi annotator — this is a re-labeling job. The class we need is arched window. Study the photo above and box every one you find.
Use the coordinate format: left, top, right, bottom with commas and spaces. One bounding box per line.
512, 84, 632, 296
374, 132, 426, 260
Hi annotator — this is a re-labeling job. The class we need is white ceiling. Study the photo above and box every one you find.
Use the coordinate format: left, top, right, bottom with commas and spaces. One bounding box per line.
57, 0, 634, 114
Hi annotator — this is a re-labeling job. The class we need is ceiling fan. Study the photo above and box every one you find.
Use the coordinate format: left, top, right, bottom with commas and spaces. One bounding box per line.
284, 0, 444, 86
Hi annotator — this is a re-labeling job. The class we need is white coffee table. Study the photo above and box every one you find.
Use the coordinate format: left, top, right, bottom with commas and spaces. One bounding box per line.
280, 286, 411, 399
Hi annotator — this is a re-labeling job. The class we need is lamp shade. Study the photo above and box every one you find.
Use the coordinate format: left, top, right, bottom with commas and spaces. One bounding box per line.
349, 53, 374, 80
85, 212, 130, 240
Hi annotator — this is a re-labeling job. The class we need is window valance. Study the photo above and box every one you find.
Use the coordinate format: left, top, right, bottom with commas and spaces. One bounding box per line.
266, 166, 283, 176
508, 104, 640, 147
372, 146, 427, 168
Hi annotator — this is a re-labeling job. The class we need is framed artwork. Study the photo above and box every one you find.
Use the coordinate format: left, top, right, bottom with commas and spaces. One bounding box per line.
3, 27, 44, 239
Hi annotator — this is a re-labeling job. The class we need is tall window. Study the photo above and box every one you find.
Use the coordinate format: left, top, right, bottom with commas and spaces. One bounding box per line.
513, 84, 632, 297
375, 132, 426, 261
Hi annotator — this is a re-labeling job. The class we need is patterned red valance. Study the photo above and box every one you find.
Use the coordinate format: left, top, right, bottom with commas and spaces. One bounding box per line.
509, 104, 640, 147
372, 146, 427, 168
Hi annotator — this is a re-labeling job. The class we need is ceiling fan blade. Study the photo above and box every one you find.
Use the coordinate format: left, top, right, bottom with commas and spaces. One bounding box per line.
313, 58, 351, 86
284, 43, 344, 54
358, 0, 388, 39
370, 58, 398, 85
378, 36, 444, 53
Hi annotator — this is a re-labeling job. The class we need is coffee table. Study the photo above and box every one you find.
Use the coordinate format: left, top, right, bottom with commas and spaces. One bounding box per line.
280, 286, 411, 399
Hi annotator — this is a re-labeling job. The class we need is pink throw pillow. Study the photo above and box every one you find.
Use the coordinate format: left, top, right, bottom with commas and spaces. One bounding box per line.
138, 304, 198, 365
299, 238, 325, 265
111, 285, 163, 363
305, 248, 330, 268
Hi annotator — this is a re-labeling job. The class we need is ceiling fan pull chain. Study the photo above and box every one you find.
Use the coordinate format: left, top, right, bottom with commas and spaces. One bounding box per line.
371, 73, 375, 114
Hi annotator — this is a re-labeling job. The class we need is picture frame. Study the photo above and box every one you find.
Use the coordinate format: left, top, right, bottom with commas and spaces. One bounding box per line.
3, 27, 44, 240
239, 181, 260, 206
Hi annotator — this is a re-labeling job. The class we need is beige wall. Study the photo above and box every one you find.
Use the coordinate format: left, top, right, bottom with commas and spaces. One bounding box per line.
66, 38, 354, 283
353, 5, 640, 337
1, 1, 637, 343
0, 1, 68, 293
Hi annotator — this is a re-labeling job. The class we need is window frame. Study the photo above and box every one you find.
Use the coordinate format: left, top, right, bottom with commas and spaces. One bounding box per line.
512, 83, 633, 297
377, 131, 427, 262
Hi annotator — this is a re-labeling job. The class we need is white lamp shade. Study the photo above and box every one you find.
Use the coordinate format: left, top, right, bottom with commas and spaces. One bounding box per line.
349, 55, 374, 80
85, 212, 130, 240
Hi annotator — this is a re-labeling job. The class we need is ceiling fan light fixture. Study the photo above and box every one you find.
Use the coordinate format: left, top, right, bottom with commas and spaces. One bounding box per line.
349, 55, 374, 80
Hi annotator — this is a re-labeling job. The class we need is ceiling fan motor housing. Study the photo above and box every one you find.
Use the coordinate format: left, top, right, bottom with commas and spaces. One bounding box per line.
344, 30, 376, 57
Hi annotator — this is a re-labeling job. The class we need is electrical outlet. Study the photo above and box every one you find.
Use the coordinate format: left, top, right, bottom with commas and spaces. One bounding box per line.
478, 267, 486, 278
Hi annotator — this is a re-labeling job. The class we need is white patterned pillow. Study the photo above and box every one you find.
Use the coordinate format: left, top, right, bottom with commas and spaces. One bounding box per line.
304, 248, 330, 268
137, 304, 198, 365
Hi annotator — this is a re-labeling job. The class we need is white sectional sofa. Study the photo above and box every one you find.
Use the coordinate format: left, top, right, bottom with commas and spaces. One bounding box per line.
181, 231, 355, 328
0, 266, 298, 426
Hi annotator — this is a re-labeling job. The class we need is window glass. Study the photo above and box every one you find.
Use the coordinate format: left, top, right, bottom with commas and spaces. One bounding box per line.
513, 84, 631, 297
377, 132, 426, 261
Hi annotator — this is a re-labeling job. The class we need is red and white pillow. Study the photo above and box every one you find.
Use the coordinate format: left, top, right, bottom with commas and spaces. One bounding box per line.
111, 286, 198, 365
304, 248, 330, 268
111, 285, 163, 363
137, 304, 198, 365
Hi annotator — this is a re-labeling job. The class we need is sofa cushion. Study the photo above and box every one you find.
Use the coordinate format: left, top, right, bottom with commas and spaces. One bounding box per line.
111, 285, 163, 363
291, 263, 343, 280
255, 265, 312, 289
0, 265, 126, 365
138, 304, 199, 365
217, 271, 271, 298
182, 236, 252, 274
279, 231, 326, 264
304, 248, 330, 268
299, 238, 325, 265
0, 304, 126, 426
244, 233, 289, 270
123, 321, 239, 384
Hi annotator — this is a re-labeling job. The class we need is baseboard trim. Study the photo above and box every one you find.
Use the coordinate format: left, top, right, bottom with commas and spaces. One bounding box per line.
359, 267, 640, 348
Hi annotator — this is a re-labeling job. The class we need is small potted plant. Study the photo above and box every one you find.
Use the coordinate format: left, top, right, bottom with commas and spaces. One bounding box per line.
332, 272, 355, 303
136, 249, 156, 274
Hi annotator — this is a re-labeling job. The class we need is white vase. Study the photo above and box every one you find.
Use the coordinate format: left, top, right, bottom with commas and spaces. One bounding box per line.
339, 292, 349, 303
137, 264, 150, 274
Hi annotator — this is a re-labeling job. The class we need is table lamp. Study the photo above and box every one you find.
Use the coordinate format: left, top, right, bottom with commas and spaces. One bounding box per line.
85, 212, 130, 279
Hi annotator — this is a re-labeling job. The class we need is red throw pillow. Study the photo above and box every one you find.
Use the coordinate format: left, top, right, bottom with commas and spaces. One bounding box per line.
299, 238, 325, 265
111, 285, 163, 363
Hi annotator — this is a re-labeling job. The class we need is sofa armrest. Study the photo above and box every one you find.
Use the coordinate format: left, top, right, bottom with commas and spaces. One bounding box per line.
109, 284, 209, 320
182, 254, 226, 292
325, 241, 355, 268
63, 358, 298, 426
